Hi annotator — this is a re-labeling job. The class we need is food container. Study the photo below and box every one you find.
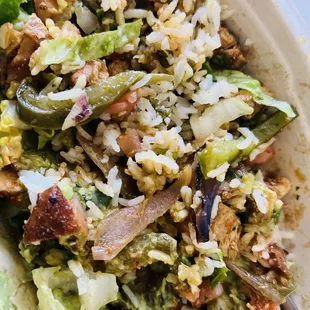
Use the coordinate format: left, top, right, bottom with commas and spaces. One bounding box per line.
221, 0, 310, 307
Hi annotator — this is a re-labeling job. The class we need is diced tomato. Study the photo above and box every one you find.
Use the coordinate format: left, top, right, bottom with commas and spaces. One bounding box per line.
104, 91, 138, 116
250, 297, 280, 310
118, 129, 142, 157
250, 147, 273, 165
193, 280, 224, 307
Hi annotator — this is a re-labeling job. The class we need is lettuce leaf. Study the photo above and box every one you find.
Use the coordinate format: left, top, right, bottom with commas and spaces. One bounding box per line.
32, 266, 119, 310
0, 100, 30, 168
215, 70, 296, 118
32, 267, 79, 310
190, 98, 253, 141
30, 20, 143, 72
0, 0, 25, 26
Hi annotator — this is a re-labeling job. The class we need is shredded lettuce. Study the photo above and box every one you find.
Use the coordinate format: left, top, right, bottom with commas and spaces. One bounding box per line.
215, 70, 296, 118
30, 20, 143, 73
32, 266, 119, 310
34, 129, 55, 150
32, 267, 79, 310
0, 0, 25, 26
0, 100, 30, 168
190, 98, 253, 141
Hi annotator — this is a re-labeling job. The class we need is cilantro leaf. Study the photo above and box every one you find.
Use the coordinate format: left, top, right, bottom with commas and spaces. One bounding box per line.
0, 0, 25, 26
211, 266, 229, 288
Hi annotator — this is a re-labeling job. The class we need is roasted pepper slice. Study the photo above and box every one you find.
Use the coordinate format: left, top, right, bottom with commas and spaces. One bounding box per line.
16, 71, 145, 129
199, 111, 297, 177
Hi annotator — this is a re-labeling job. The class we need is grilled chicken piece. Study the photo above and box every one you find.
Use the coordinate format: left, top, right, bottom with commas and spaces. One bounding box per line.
118, 128, 142, 157
210, 203, 241, 259
34, 0, 75, 21
0, 23, 22, 54
71, 60, 109, 86
8, 15, 50, 82
0, 170, 23, 197
268, 244, 289, 276
108, 60, 130, 76
265, 177, 291, 199
23, 186, 87, 243
213, 26, 247, 69
219, 26, 237, 49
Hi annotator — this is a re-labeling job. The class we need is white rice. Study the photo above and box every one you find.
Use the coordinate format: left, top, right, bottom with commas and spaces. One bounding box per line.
237, 127, 259, 150
211, 195, 221, 219
130, 74, 152, 90
86, 201, 104, 220
229, 178, 241, 188
193, 77, 238, 106
48, 88, 84, 101
249, 137, 275, 161
18, 170, 61, 206
148, 250, 174, 265
101, 0, 127, 12
60, 146, 85, 165
252, 188, 268, 214
77, 125, 93, 141
68, 260, 84, 277
122, 285, 139, 308
124, 9, 148, 19
207, 162, 230, 182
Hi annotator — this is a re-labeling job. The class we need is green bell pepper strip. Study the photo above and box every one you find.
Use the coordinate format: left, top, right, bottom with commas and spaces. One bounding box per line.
199, 111, 297, 177
16, 71, 145, 129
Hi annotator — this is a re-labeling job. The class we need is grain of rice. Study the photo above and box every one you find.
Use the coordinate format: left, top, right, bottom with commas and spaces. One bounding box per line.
211, 195, 221, 219
148, 250, 174, 265
124, 9, 148, 19
127, 195, 145, 206
252, 188, 268, 214
122, 285, 139, 308
86, 201, 104, 220
95, 180, 114, 197
207, 162, 230, 182
68, 260, 84, 277
74, 74, 87, 89
130, 74, 152, 90
229, 178, 241, 188
48, 88, 84, 101
77, 125, 93, 141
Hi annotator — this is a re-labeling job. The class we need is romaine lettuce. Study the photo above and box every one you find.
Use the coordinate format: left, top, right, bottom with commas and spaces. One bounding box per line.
190, 98, 253, 141
215, 70, 296, 118
32, 267, 79, 310
30, 19, 143, 73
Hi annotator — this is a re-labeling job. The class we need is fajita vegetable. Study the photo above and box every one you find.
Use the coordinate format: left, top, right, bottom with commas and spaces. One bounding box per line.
0, 0, 297, 309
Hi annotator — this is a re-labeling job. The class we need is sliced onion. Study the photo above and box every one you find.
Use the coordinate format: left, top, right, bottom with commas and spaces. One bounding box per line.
62, 94, 92, 130
92, 166, 192, 260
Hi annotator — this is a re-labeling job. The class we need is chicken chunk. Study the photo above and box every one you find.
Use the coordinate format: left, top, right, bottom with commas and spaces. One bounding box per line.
265, 177, 291, 199
0, 23, 22, 55
0, 170, 23, 197
108, 60, 130, 76
8, 15, 50, 82
71, 60, 109, 86
213, 26, 247, 69
23, 186, 88, 243
268, 244, 289, 276
219, 26, 237, 49
34, 0, 75, 22
210, 203, 241, 259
